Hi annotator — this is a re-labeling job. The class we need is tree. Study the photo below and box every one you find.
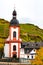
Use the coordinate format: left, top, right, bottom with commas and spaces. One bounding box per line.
31, 47, 43, 65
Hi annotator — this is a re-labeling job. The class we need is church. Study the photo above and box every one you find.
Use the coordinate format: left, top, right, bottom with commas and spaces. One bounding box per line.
4, 9, 43, 59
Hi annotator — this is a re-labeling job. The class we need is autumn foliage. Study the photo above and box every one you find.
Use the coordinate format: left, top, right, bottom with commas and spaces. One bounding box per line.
31, 47, 43, 65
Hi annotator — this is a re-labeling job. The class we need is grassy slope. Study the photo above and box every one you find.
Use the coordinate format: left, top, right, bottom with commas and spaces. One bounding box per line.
0, 19, 9, 49
20, 24, 43, 42
0, 19, 43, 48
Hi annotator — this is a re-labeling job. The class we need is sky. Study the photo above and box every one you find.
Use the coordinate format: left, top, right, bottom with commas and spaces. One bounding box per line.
0, 0, 43, 29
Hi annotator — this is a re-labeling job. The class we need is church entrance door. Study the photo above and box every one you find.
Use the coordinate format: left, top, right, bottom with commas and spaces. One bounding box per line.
13, 54, 17, 58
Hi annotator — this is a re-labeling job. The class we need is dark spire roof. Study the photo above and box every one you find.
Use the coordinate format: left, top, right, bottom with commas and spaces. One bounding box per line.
12, 9, 17, 16
10, 9, 19, 26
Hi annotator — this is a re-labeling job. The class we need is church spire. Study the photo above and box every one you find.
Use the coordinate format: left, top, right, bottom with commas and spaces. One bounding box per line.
12, 7, 17, 19
10, 8, 19, 26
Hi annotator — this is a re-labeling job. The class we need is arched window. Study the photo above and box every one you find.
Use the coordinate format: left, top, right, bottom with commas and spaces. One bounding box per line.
13, 45, 16, 51
13, 31, 16, 37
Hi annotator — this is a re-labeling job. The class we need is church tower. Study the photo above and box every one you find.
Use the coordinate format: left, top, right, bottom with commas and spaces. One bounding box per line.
4, 9, 21, 58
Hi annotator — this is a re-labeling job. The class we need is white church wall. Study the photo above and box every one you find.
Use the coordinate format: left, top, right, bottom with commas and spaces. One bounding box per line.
19, 43, 21, 48
11, 43, 18, 58
10, 27, 18, 40
4, 44, 9, 57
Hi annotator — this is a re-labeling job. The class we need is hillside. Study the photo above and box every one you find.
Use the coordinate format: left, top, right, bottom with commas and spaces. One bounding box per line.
20, 24, 43, 42
0, 19, 9, 49
0, 19, 43, 48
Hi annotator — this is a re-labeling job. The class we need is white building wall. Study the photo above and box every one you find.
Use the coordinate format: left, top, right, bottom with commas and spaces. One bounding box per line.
28, 54, 35, 59
10, 27, 18, 40
20, 48, 27, 58
11, 43, 18, 58
4, 44, 9, 57
20, 54, 27, 58
20, 49, 36, 59
20, 48, 24, 54
29, 49, 36, 59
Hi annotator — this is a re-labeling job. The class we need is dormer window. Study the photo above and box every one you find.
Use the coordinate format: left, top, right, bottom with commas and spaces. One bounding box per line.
13, 31, 16, 37
36, 44, 38, 46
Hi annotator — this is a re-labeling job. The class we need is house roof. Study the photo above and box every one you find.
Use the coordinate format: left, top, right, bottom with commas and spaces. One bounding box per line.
24, 48, 33, 54
21, 42, 43, 49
